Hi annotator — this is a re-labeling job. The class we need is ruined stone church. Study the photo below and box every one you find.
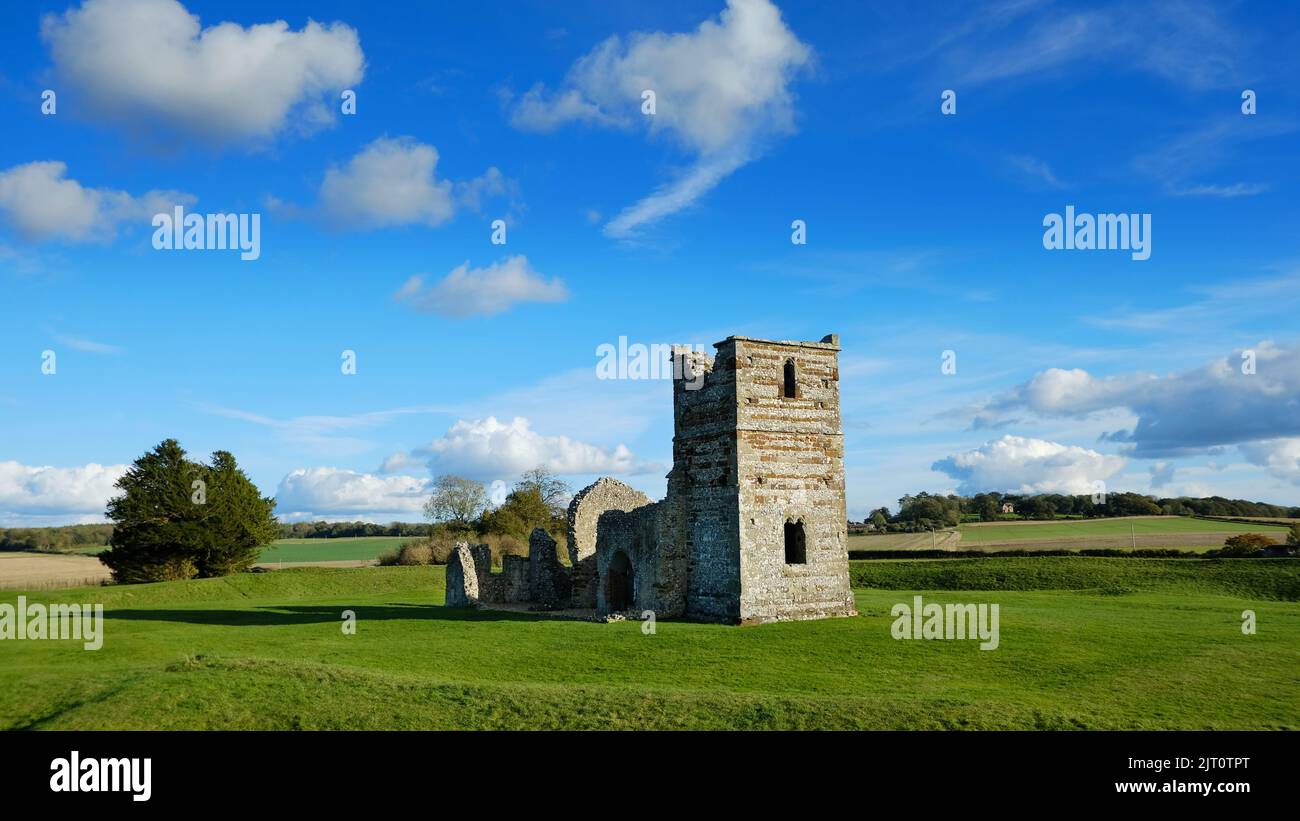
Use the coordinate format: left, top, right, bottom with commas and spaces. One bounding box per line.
445, 333, 856, 624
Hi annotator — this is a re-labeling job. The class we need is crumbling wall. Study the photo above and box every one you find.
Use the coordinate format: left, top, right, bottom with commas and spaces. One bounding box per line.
528, 528, 571, 609
501, 555, 529, 603
591, 501, 686, 617
442, 334, 854, 626
567, 477, 652, 608
443, 540, 541, 607
445, 543, 478, 607
672, 343, 742, 622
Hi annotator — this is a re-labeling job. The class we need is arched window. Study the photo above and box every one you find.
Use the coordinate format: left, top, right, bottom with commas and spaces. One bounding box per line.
784, 519, 806, 564
783, 359, 797, 398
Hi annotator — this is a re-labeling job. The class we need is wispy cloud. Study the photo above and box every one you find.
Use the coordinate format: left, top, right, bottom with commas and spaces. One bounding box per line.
937, 0, 1252, 91
506, 0, 812, 238
1007, 154, 1065, 189
1086, 268, 1300, 333
198, 402, 454, 455
1132, 117, 1295, 198
53, 334, 122, 354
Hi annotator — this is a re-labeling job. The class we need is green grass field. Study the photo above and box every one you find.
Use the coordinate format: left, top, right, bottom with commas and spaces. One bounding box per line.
257, 536, 416, 563
2, 558, 1297, 730
958, 516, 1289, 543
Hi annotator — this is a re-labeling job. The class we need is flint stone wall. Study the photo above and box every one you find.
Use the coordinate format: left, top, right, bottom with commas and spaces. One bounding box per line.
730, 337, 855, 623
445, 543, 478, 607
528, 528, 571, 609
567, 477, 652, 608
443, 333, 855, 626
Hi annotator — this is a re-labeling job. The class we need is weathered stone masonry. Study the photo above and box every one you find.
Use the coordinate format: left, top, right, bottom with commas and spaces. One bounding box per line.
446, 333, 857, 624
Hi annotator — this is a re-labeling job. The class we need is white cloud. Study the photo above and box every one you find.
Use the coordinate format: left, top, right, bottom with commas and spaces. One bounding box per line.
274, 467, 429, 518
931, 435, 1126, 495
979, 341, 1300, 458
453, 166, 520, 214
0, 461, 126, 518
508, 0, 811, 237
41, 0, 364, 145
310, 137, 513, 229
394, 255, 569, 318
377, 452, 424, 475
413, 416, 646, 479
319, 137, 450, 228
0, 161, 193, 242
1239, 438, 1300, 484
604, 149, 749, 239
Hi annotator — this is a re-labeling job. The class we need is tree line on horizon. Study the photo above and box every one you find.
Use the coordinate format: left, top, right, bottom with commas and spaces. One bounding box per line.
860, 490, 1300, 533
5, 472, 1299, 555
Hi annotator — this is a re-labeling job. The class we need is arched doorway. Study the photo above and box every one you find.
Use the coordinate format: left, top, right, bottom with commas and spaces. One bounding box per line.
606, 550, 634, 611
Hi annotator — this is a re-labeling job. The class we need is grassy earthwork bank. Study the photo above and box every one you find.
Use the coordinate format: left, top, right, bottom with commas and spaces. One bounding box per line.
2, 556, 1297, 730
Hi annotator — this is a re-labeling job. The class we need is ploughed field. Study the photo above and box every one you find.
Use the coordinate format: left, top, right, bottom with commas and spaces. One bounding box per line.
3, 557, 1297, 730
0, 538, 419, 591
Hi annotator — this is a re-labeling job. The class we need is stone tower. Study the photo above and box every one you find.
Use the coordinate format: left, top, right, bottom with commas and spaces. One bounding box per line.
446, 332, 856, 625
673, 334, 856, 623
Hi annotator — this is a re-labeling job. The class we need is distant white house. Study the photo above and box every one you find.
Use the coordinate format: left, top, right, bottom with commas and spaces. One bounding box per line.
1001, 502, 1015, 514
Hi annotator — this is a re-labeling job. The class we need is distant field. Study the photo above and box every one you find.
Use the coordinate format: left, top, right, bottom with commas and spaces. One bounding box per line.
848, 531, 960, 551
257, 536, 417, 564
959, 516, 1288, 543
0, 551, 110, 590
847, 516, 1292, 554
0, 538, 417, 589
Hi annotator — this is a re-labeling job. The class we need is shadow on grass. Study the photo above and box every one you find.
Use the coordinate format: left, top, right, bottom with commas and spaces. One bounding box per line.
106, 604, 555, 627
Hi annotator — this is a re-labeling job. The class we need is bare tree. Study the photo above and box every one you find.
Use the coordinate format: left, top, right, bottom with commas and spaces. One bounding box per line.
516, 465, 571, 516
423, 475, 489, 530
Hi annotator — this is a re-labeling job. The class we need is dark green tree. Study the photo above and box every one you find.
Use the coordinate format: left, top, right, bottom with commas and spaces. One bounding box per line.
195, 450, 279, 576
480, 485, 554, 539
99, 440, 277, 583
100, 440, 203, 583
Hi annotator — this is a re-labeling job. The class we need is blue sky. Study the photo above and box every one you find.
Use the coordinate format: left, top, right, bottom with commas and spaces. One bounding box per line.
1, 0, 1298, 526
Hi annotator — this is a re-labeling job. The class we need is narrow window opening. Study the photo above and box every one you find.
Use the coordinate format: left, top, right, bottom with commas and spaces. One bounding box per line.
784, 520, 806, 564
783, 359, 797, 398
